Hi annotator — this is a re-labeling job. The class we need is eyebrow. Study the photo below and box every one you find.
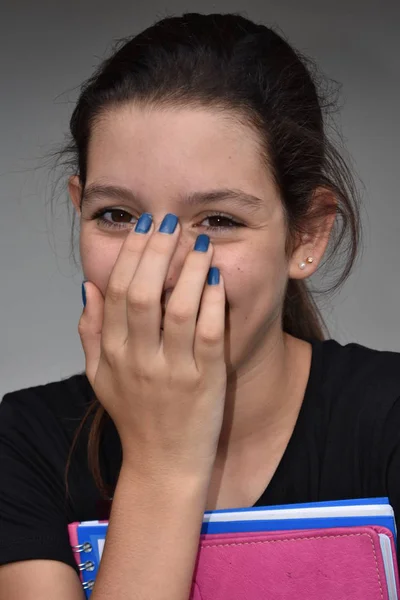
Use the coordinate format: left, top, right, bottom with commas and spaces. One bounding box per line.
81, 183, 265, 213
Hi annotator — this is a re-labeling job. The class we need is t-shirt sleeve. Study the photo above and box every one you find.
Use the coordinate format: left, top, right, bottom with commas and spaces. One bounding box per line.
0, 391, 79, 574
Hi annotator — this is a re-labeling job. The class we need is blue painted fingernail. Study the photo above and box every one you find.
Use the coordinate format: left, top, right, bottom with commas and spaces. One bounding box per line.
207, 267, 220, 285
159, 213, 178, 234
135, 213, 153, 233
194, 234, 210, 252
81, 281, 87, 307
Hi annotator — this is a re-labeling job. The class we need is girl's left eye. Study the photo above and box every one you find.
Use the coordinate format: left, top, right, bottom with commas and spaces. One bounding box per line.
90, 208, 244, 233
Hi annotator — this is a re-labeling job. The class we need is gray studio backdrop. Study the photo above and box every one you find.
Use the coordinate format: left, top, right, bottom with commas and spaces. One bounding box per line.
1, 0, 399, 399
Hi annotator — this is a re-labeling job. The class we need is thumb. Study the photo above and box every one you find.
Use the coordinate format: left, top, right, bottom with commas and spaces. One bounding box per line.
78, 280, 104, 387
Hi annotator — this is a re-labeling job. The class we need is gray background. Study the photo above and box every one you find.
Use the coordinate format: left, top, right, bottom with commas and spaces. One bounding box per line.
1, 0, 399, 399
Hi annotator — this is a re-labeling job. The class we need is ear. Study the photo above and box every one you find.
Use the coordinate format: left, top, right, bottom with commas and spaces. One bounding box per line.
288, 188, 337, 280
68, 175, 83, 217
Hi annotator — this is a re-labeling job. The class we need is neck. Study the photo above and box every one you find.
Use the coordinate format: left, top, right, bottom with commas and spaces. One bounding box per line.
216, 328, 312, 462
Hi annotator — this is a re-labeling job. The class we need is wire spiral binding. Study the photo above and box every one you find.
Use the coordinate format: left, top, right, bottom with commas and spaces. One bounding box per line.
78, 560, 95, 572
73, 538, 97, 594
82, 580, 95, 591
71, 542, 93, 553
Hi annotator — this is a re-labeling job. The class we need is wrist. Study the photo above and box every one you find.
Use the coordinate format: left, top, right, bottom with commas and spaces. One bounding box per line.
120, 442, 216, 482
119, 457, 212, 496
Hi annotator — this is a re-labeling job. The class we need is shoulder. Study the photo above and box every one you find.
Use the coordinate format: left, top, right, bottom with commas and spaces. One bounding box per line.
0, 372, 96, 485
309, 337, 400, 423
0, 372, 119, 508
0, 371, 94, 438
316, 338, 400, 391
0, 372, 114, 520
0, 373, 98, 574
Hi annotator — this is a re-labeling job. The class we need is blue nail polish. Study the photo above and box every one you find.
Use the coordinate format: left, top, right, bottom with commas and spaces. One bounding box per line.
135, 213, 153, 233
194, 234, 210, 252
81, 282, 87, 307
207, 267, 220, 285
159, 213, 178, 234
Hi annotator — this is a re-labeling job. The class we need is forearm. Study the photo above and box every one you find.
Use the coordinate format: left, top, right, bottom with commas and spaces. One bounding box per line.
91, 463, 210, 600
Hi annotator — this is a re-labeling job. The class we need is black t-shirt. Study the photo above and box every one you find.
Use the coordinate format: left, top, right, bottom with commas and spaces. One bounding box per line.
1, 338, 400, 577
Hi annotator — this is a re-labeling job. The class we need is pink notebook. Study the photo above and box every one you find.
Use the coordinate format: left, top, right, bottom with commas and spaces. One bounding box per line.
69, 523, 399, 599
189, 526, 400, 599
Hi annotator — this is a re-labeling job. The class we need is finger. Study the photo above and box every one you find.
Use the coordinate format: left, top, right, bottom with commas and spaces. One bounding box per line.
194, 270, 226, 374
77, 280, 105, 387
101, 215, 155, 352
125, 214, 181, 358
161, 237, 214, 361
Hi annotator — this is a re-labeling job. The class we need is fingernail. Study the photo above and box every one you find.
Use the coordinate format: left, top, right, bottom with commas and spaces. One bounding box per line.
207, 267, 220, 285
159, 213, 178, 234
135, 213, 153, 233
194, 234, 210, 252
81, 281, 87, 307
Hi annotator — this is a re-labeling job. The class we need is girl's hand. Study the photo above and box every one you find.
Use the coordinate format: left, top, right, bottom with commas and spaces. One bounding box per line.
78, 214, 227, 479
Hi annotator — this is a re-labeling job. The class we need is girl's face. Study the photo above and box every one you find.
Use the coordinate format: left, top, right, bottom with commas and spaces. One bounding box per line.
70, 105, 312, 373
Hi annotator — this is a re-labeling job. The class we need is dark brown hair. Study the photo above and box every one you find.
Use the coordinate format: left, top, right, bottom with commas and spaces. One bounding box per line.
57, 12, 361, 500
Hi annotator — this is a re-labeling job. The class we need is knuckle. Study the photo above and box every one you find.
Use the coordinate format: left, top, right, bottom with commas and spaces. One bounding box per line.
106, 282, 126, 304
127, 288, 156, 312
149, 237, 171, 257
129, 361, 153, 381
77, 320, 86, 336
197, 327, 222, 346
98, 338, 118, 365
124, 242, 142, 257
167, 306, 193, 326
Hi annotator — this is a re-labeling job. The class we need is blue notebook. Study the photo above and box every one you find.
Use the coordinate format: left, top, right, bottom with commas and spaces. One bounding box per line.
201, 496, 397, 538
68, 496, 397, 598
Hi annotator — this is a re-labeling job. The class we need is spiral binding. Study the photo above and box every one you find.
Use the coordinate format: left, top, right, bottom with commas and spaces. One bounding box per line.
78, 560, 95, 572
72, 541, 96, 595
82, 580, 95, 591
71, 542, 93, 553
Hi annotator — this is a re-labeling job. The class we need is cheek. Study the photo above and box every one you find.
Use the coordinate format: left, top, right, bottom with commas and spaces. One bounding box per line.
80, 236, 120, 296
221, 243, 289, 315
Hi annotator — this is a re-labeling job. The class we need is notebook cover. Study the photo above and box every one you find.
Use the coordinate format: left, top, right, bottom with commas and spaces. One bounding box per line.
201, 497, 397, 540
190, 525, 400, 600
68, 522, 81, 571
69, 523, 399, 600
202, 514, 397, 537
68, 521, 104, 590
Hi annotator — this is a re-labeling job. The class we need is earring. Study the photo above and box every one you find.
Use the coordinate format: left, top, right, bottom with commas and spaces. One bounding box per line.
299, 256, 314, 270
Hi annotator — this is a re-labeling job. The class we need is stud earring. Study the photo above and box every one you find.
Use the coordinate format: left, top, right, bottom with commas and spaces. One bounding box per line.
299, 256, 314, 270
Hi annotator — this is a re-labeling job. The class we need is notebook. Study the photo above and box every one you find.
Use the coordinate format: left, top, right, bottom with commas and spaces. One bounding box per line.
68, 497, 399, 599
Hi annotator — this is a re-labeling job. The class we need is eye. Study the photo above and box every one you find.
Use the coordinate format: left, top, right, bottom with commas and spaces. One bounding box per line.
197, 212, 243, 232
90, 207, 244, 233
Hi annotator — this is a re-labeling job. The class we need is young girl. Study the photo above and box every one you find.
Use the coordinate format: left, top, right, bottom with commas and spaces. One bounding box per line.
1, 12, 399, 600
